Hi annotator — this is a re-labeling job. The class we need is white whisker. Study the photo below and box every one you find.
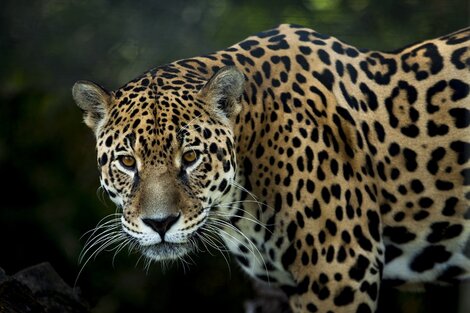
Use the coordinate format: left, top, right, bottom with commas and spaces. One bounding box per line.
206, 217, 270, 283
75, 211, 130, 288
211, 211, 272, 234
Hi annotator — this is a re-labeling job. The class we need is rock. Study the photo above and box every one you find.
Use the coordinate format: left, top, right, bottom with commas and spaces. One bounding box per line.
0, 263, 90, 313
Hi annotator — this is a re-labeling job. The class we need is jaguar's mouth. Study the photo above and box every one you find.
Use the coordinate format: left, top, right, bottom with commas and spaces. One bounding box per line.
140, 242, 193, 261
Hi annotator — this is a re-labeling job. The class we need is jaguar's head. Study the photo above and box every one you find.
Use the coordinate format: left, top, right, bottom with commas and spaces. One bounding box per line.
73, 66, 245, 261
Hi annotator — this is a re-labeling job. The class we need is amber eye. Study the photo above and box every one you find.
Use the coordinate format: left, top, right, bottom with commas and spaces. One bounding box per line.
118, 155, 136, 169
182, 150, 199, 166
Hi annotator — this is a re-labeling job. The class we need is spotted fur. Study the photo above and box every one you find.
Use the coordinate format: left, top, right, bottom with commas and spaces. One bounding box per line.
73, 24, 470, 313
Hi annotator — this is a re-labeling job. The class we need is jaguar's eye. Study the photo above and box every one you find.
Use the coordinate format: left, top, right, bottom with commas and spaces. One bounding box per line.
182, 150, 199, 166
118, 155, 136, 169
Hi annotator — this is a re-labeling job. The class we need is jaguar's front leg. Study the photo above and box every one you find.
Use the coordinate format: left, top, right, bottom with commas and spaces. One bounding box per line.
284, 244, 383, 313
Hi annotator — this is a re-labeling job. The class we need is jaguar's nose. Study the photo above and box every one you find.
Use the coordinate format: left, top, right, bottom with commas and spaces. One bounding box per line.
142, 213, 181, 239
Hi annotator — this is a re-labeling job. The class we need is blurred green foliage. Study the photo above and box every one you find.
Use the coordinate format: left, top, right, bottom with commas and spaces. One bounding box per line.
0, 0, 468, 312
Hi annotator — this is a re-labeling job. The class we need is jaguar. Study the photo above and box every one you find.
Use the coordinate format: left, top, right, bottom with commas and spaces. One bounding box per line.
73, 24, 470, 312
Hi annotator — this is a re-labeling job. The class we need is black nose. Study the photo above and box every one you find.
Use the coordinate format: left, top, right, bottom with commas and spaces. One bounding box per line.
142, 214, 180, 239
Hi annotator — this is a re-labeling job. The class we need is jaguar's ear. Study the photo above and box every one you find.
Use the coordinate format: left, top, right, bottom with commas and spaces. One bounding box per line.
200, 66, 245, 119
72, 81, 111, 133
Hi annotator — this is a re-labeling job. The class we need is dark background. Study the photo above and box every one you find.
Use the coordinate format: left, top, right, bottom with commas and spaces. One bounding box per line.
0, 0, 468, 312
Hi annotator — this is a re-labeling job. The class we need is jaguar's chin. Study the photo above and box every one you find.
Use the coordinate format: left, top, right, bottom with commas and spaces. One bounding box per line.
140, 242, 193, 261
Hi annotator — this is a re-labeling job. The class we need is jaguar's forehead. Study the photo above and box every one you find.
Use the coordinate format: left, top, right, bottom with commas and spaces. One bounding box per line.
99, 65, 217, 157
113, 64, 209, 113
